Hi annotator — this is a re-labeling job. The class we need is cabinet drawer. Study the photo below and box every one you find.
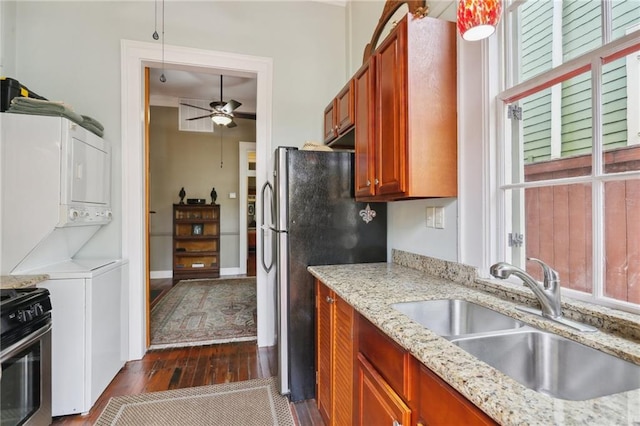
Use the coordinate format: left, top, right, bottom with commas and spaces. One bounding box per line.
418, 365, 497, 426
357, 353, 411, 426
358, 315, 408, 400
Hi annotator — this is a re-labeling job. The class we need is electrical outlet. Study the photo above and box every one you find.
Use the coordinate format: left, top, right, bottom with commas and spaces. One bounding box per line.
435, 207, 445, 229
229, 192, 237, 199
426, 207, 435, 228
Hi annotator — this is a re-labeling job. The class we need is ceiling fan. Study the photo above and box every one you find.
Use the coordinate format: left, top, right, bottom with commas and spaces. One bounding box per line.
180, 75, 256, 128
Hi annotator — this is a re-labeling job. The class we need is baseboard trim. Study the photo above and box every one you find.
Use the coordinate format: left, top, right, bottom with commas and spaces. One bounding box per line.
150, 270, 172, 279
151, 268, 244, 279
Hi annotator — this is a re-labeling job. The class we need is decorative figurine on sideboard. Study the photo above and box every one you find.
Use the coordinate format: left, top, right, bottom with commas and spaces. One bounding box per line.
179, 187, 186, 204
210, 187, 218, 205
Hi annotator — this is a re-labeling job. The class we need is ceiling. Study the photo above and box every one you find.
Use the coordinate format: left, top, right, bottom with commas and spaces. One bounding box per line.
148, 2, 456, 112
149, 68, 258, 114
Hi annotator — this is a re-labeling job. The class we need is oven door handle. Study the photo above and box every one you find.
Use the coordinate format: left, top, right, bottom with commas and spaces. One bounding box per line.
0, 321, 52, 363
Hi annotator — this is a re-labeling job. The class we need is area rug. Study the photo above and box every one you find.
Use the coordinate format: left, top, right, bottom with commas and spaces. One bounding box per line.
150, 277, 257, 349
95, 377, 295, 426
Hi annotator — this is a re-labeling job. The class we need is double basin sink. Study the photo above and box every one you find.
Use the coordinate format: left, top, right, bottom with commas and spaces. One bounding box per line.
391, 299, 640, 401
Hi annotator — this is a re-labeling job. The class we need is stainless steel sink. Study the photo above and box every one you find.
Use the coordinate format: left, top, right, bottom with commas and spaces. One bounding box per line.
391, 299, 524, 338
452, 329, 640, 400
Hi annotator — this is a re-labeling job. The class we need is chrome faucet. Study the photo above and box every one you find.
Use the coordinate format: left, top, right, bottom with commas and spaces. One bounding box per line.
490, 258, 562, 318
490, 258, 597, 332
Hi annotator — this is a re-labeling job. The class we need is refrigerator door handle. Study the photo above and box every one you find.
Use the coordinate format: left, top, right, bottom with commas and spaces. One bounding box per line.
260, 181, 274, 273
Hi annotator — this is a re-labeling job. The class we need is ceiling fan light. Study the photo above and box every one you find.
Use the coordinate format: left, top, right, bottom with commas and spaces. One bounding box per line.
211, 113, 232, 126
457, 0, 502, 41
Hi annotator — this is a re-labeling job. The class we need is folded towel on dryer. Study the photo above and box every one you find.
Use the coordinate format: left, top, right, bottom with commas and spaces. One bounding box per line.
7, 98, 104, 137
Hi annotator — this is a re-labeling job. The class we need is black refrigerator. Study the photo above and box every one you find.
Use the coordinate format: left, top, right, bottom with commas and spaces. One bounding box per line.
261, 146, 387, 402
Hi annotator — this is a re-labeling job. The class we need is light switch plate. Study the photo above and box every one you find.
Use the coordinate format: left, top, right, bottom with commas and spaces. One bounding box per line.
229, 192, 237, 199
435, 207, 445, 229
426, 207, 435, 228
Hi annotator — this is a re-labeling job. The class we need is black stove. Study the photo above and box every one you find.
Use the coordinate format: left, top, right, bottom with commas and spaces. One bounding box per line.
1, 287, 52, 348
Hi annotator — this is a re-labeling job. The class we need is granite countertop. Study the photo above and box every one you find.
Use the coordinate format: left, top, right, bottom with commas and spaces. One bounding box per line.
0, 275, 49, 289
308, 257, 640, 426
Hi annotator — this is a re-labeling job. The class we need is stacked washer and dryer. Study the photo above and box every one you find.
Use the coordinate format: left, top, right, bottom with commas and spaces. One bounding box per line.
0, 113, 128, 416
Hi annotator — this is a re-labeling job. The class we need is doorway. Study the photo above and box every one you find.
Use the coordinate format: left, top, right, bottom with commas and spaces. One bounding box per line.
122, 40, 275, 360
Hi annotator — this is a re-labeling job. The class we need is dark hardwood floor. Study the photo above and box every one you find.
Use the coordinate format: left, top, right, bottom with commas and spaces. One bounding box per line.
50, 279, 324, 426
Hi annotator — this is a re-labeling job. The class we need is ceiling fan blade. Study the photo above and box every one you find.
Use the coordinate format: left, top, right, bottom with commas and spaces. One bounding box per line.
226, 120, 238, 129
180, 103, 213, 113
233, 111, 257, 120
186, 113, 214, 121
222, 99, 242, 114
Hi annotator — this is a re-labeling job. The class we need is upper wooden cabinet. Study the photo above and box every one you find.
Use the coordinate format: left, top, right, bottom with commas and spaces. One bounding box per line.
323, 80, 355, 145
355, 14, 458, 201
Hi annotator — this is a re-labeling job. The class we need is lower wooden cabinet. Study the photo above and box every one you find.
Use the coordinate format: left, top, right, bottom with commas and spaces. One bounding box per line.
356, 353, 411, 426
316, 280, 355, 426
316, 280, 497, 426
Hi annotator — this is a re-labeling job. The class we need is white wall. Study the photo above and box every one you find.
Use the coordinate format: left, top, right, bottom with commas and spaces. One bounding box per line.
0, 1, 16, 77
7, 0, 347, 260
347, 1, 460, 263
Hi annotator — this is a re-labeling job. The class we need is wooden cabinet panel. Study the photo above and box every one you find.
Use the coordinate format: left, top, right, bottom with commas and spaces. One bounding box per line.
354, 57, 376, 198
357, 353, 411, 426
316, 280, 355, 426
172, 204, 220, 283
418, 365, 497, 426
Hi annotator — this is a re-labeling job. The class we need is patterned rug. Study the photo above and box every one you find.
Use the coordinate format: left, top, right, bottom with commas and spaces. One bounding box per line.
150, 277, 257, 349
95, 377, 294, 426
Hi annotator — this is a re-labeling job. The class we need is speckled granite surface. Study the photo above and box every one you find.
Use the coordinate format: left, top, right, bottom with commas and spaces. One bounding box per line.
0, 275, 48, 289
308, 255, 640, 426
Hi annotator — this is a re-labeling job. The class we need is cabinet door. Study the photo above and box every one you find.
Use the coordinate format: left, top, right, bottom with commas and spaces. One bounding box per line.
316, 281, 333, 424
357, 353, 411, 426
354, 58, 376, 198
333, 295, 355, 425
323, 101, 337, 144
336, 81, 354, 135
375, 18, 407, 197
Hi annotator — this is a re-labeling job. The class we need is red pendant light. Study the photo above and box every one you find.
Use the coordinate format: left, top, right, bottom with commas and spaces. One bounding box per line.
457, 0, 502, 41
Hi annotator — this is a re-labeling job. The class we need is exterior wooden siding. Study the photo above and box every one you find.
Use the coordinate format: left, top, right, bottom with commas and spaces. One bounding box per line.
524, 145, 640, 303
521, 0, 637, 163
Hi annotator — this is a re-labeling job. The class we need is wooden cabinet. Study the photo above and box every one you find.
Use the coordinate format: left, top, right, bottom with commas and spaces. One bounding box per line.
172, 203, 220, 283
323, 80, 355, 146
417, 365, 497, 426
355, 14, 458, 201
316, 280, 355, 426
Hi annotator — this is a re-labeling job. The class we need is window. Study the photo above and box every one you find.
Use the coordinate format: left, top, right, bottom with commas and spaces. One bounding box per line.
499, 0, 640, 312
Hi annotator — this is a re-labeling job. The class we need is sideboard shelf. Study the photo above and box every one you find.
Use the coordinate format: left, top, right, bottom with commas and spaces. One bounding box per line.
172, 203, 220, 283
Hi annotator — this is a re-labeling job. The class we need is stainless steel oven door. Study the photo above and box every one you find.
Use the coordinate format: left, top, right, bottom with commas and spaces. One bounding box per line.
0, 321, 52, 426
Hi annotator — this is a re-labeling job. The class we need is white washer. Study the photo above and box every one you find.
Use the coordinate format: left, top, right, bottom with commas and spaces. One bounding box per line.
31, 259, 128, 416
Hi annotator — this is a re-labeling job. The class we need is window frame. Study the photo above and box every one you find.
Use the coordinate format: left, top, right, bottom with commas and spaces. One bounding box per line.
496, 0, 640, 314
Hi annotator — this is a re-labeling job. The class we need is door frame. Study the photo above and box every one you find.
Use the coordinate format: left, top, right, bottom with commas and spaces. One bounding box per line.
121, 40, 274, 360
239, 142, 257, 275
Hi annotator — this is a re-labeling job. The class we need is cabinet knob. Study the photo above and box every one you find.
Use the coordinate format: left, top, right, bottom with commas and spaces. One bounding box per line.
366, 180, 371, 187
326, 296, 334, 304
392, 421, 402, 426
374, 178, 379, 186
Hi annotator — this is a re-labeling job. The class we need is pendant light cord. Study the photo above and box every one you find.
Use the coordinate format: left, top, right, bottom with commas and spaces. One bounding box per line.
160, 0, 166, 82
220, 126, 224, 168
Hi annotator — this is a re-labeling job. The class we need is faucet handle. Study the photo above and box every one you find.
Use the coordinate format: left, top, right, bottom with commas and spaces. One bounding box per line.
527, 257, 559, 288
